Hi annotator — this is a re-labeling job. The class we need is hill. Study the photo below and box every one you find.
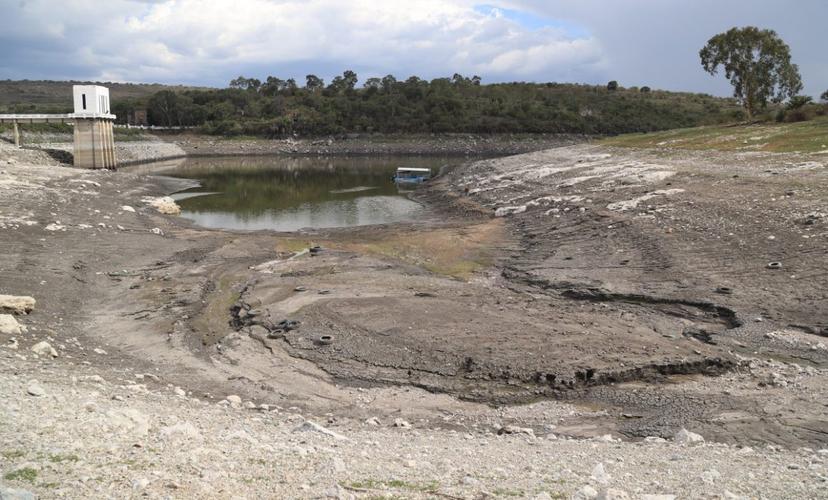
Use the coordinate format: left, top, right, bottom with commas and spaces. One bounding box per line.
121, 73, 743, 137
602, 115, 828, 153
0, 76, 743, 137
0, 80, 210, 113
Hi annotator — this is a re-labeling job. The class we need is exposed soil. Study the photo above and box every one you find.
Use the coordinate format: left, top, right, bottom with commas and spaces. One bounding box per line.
1, 133, 828, 485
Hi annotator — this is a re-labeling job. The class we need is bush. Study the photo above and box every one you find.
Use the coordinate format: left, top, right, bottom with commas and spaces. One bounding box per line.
607, 81, 619, 91
787, 95, 813, 110
640, 86, 651, 93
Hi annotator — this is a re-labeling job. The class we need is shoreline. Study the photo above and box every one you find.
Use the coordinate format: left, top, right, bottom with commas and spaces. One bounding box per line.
0, 134, 827, 498
3, 130, 589, 166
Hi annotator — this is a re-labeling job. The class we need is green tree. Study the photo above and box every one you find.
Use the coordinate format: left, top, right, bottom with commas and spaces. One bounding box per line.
820, 90, 828, 103
305, 75, 324, 92
700, 26, 802, 119
607, 81, 618, 91
229, 76, 261, 92
786, 95, 812, 110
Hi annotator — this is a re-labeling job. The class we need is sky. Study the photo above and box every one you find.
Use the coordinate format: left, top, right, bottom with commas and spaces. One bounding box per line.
1, 0, 826, 98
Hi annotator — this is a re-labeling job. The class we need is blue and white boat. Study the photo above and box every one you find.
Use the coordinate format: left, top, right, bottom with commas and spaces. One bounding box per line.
393, 167, 431, 184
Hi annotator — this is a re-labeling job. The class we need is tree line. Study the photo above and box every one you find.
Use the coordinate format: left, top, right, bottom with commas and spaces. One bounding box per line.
113, 72, 743, 137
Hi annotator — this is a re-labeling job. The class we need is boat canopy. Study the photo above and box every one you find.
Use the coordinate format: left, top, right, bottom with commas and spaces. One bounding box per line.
396, 167, 431, 173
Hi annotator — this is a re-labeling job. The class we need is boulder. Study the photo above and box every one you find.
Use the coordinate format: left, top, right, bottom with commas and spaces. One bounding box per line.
0, 314, 23, 335
0, 295, 35, 315
573, 485, 599, 500
294, 420, 349, 441
498, 424, 535, 437
591, 463, 610, 484
159, 422, 202, 442
597, 489, 631, 500
143, 196, 181, 215
393, 418, 412, 429
0, 485, 36, 500
105, 408, 150, 437
31, 341, 57, 358
674, 428, 705, 445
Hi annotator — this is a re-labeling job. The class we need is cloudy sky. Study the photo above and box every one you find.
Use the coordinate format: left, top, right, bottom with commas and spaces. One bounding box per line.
2, 0, 826, 97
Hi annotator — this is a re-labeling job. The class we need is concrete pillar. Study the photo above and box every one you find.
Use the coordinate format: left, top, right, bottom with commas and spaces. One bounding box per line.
13, 121, 20, 147
73, 119, 117, 169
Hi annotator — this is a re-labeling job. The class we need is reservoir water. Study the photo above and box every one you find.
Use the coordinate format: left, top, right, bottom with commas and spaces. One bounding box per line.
165, 156, 464, 231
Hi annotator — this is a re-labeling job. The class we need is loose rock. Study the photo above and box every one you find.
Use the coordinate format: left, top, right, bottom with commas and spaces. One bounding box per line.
0, 295, 35, 315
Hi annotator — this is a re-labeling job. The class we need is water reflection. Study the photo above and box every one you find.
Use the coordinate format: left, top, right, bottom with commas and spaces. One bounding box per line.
164, 156, 461, 231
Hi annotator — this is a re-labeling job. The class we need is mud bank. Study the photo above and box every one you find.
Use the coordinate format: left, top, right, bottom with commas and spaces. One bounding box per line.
1, 138, 828, 452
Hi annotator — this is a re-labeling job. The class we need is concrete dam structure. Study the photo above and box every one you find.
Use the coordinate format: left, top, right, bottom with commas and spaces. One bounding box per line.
0, 85, 117, 169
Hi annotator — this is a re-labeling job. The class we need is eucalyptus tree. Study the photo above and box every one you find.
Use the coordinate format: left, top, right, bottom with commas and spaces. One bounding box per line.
700, 26, 802, 119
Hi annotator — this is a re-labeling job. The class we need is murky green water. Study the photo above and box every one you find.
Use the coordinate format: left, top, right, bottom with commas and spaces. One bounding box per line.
165, 156, 464, 231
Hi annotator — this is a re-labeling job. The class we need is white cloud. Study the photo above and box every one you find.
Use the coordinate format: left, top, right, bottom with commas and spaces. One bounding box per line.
3, 0, 605, 85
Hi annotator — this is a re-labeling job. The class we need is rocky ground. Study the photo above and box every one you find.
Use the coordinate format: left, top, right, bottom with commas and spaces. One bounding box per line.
2, 130, 583, 162
1, 136, 827, 499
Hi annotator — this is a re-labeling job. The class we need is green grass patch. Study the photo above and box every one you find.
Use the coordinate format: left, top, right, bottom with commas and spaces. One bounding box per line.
47, 453, 79, 463
602, 116, 828, 153
1, 450, 25, 460
346, 479, 440, 493
4, 467, 38, 483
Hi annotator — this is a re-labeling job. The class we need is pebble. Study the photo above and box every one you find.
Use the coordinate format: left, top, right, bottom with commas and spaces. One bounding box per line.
26, 380, 45, 397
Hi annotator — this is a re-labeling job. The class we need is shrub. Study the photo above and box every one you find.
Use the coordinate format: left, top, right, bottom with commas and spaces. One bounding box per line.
607, 81, 619, 91
787, 95, 813, 110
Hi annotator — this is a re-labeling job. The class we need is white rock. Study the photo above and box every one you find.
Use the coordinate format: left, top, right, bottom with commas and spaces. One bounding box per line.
225, 394, 242, 406
31, 341, 58, 358
143, 196, 181, 215
26, 381, 45, 397
365, 417, 381, 426
0, 295, 36, 314
573, 485, 599, 500
674, 428, 705, 445
159, 422, 202, 442
0, 314, 23, 335
393, 418, 411, 429
0, 485, 36, 500
132, 478, 150, 490
121, 205, 136, 213
641, 495, 677, 500
173, 386, 186, 396
150, 227, 164, 235
591, 463, 611, 484
597, 489, 631, 500
93, 348, 107, 355
294, 420, 349, 441
106, 408, 150, 437
498, 424, 534, 437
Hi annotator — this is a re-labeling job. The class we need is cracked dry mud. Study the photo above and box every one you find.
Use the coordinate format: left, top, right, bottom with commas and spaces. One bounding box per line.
1, 138, 828, 498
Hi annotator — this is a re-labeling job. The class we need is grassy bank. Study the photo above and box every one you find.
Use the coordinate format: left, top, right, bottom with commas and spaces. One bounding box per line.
602, 116, 828, 153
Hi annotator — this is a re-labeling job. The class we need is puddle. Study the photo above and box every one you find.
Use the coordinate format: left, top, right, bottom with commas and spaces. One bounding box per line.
165, 156, 468, 231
